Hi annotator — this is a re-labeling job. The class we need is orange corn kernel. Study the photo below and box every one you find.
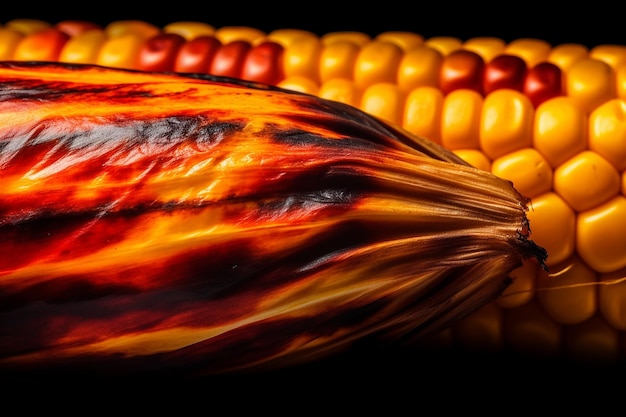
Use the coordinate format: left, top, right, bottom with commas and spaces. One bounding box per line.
318, 78, 362, 108
491, 147, 553, 198
105, 20, 160, 39
163, 21, 215, 40
353, 40, 403, 89
497, 259, 538, 309
439, 49, 484, 95
576, 195, 626, 273
396, 45, 443, 92
5, 18, 51, 35
375, 31, 424, 51
533, 96, 587, 168
321, 31, 371, 47
503, 300, 562, 359
536, 255, 598, 325
424, 36, 462, 56
0, 27, 24, 60
588, 98, 626, 171
402, 86, 443, 143
504, 38, 551, 68
96, 33, 145, 69
563, 315, 621, 364
174, 36, 221, 73
265, 29, 318, 48
566, 58, 616, 114
13, 27, 70, 61
453, 303, 503, 353
598, 266, 626, 330
547, 43, 589, 72
554, 150, 621, 212
282, 35, 322, 82
58, 28, 107, 64
462, 37, 506, 63
213, 26, 265, 45
318, 40, 359, 83
589, 44, 626, 70
440, 89, 482, 150
360, 82, 406, 127
479, 89, 533, 159
526, 192, 576, 267
277, 76, 319, 95
452, 149, 491, 172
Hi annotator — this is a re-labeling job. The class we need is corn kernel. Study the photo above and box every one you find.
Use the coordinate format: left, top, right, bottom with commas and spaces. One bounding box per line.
105, 20, 159, 39
58, 28, 107, 64
424, 36, 462, 56
318, 78, 362, 108
503, 300, 562, 358
533, 96, 587, 168
163, 21, 215, 40
396, 45, 443, 92
566, 58, 616, 114
462, 37, 506, 62
439, 49, 484, 95
453, 303, 503, 353
563, 315, 620, 364
402, 86, 443, 143
589, 44, 626, 70
282, 36, 323, 82
554, 150, 620, 212
97, 33, 145, 69
360, 82, 405, 126
452, 149, 491, 172
353, 40, 403, 89
547, 43, 589, 72
0, 27, 23, 60
321, 31, 371, 47
266, 29, 318, 48
526, 192, 576, 266
318, 40, 359, 83
599, 266, 626, 331
375, 31, 423, 51
491, 147, 553, 198
497, 259, 538, 309
588, 98, 626, 171
441, 89, 482, 150
276, 75, 319, 95
213, 26, 265, 44
576, 195, 626, 273
480, 89, 533, 159
13, 27, 69, 62
537, 255, 597, 325
504, 38, 551, 68
5, 18, 51, 35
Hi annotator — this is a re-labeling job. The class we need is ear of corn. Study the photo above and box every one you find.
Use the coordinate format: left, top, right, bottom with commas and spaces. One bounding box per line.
1, 18, 626, 369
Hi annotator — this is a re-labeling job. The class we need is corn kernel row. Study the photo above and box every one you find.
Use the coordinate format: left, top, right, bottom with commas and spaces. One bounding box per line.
2, 18, 626, 365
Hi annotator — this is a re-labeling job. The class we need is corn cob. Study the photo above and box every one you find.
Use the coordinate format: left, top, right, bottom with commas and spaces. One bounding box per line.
1, 18, 626, 367
0, 61, 546, 376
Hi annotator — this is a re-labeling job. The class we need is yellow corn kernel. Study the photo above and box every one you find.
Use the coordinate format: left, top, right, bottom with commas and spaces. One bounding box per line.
321, 31, 371, 47
462, 37, 506, 63
375, 31, 423, 51
491, 148, 553, 199
566, 58, 616, 114
589, 44, 626, 70
353, 40, 403, 89
282, 36, 323, 82
576, 195, 626, 273
402, 86, 443, 143
318, 78, 362, 108
424, 36, 462, 56
213, 26, 265, 44
105, 20, 159, 39
563, 315, 620, 364
503, 300, 562, 359
396, 45, 443, 92
0, 27, 23, 60
480, 89, 533, 159
497, 259, 538, 309
452, 149, 491, 172
441, 89, 482, 150
599, 266, 626, 330
533, 96, 587, 168
276, 76, 319, 95
536, 255, 597, 325
163, 21, 215, 40
5, 18, 51, 35
266, 28, 318, 48
588, 98, 626, 171
360, 82, 405, 127
453, 302, 503, 353
526, 192, 576, 266
96, 33, 145, 70
504, 38, 551, 68
554, 150, 621, 212
547, 43, 589, 72
318, 40, 359, 83
58, 28, 107, 64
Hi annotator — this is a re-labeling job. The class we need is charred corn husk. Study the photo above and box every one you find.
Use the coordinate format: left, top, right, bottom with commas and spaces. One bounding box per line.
0, 61, 546, 376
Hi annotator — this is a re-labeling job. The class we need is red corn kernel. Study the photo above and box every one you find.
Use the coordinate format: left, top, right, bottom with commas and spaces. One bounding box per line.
439, 49, 485, 95
483, 54, 527, 94
209, 40, 252, 78
174, 36, 222, 73
55, 20, 103, 37
137, 33, 186, 72
240, 41, 284, 85
524, 61, 563, 107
